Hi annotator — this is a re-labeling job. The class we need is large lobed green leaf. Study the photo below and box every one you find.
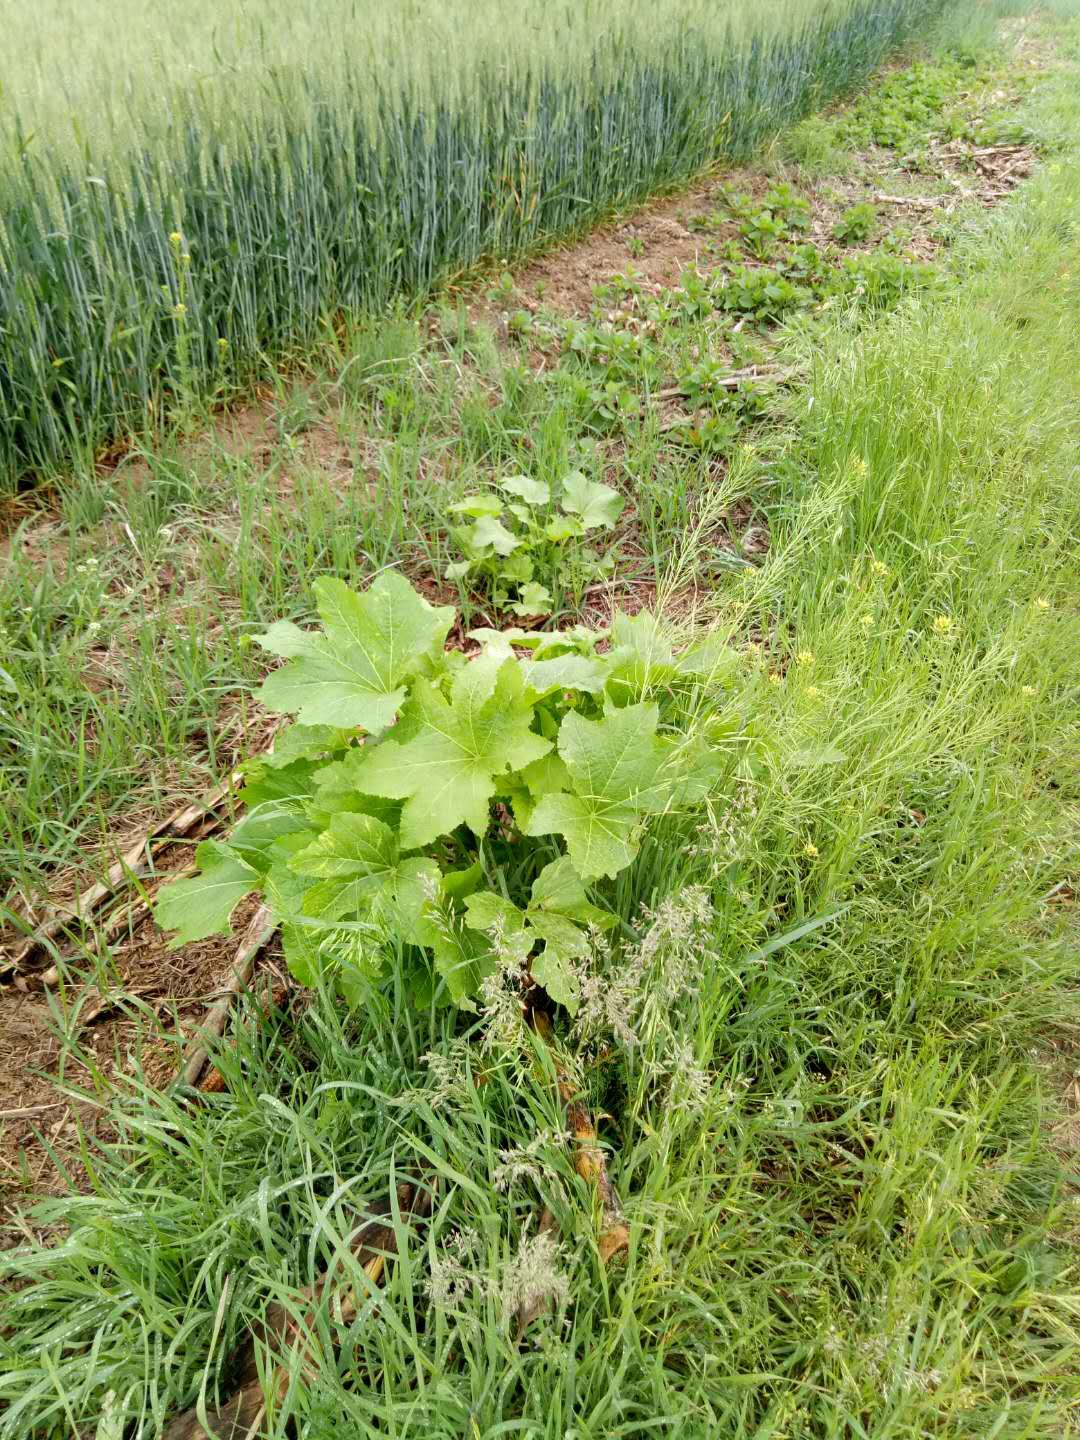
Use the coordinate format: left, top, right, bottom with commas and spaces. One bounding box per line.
350, 653, 551, 847
254, 571, 453, 732
524, 703, 672, 878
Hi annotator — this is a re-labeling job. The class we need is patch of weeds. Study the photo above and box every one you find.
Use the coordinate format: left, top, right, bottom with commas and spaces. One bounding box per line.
837, 57, 981, 150
780, 114, 856, 176
826, 252, 940, 309
715, 265, 811, 324
444, 469, 623, 616
832, 202, 878, 244
157, 571, 741, 1016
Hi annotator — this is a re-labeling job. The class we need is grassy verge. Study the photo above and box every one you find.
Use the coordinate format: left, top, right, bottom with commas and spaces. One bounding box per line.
2, 11, 1078, 1438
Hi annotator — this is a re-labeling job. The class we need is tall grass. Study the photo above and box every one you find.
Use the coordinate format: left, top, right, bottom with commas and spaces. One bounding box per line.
0, 0, 950, 493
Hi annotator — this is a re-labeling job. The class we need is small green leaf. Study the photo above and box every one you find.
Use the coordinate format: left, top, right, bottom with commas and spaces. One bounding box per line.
449, 494, 503, 518
255, 723, 355, 770
524, 703, 670, 878
508, 582, 553, 618
463, 892, 533, 962
155, 840, 260, 947
238, 756, 318, 811
528, 913, 587, 1010
468, 515, 520, 557
559, 471, 624, 530
545, 514, 584, 543
290, 812, 439, 945
521, 653, 610, 696
499, 551, 535, 585
500, 474, 550, 506
529, 854, 610, 926
519, 751, 572, 798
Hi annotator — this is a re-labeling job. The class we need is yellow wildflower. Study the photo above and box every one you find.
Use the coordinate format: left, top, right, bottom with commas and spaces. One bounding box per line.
1022, 685, 1037, 697
932, 614, 953, 635
803, 841, 819, 858
806, 685, 821, 699
169, 230, 183, 247
1034, 597, 1051, 611
871, 559, 889, 577
859, 614, 874, 628
797, 650, 816, 666
172, 302, 187, 317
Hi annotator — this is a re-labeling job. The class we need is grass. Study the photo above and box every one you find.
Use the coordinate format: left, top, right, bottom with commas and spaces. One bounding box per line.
0, 0, 954, 492
2, 8, 1079, 1437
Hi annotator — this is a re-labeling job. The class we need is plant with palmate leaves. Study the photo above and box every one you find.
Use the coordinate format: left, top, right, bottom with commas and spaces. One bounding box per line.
445, 470, 623, 618
155, 572, 744, 1011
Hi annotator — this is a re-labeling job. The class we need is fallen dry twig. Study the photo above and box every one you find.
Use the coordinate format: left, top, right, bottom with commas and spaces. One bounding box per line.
656, 365, 788, 402
2, 781, 234, 980
178, 904, 276, 1090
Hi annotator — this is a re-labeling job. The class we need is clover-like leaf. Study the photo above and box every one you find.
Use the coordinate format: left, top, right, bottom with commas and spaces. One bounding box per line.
255, 572, 453, 732
524, 703, 671, 878
500, 474, 550, 506
559, 471, 624, 530
351, 655, 551, 847
155, 840, 260, 947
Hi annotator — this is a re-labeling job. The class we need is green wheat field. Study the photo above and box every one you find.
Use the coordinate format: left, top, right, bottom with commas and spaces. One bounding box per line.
0, 0, 1078, 1435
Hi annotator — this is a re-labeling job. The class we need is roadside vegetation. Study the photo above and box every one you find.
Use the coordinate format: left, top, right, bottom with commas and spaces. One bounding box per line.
1, 5, 1078, 1438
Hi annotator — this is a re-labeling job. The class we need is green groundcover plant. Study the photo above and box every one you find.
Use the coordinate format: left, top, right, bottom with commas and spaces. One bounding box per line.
156, 571, 742, 1010
445, 469, 623, 616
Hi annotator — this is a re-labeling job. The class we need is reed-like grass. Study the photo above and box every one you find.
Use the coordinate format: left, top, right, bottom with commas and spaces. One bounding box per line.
0, 0, 950, 493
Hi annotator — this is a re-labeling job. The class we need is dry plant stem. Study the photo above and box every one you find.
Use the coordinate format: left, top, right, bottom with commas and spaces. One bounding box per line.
179, 905, 275, 1089
162, 1181, 431, 1439
2, 780, 234, 977
198, 978, 292, 1095
655, 365, 787, 400
532, 1011, 629, 1264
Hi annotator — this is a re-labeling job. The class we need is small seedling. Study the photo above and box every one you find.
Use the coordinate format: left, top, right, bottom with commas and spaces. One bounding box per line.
832, 202, 877, 244
445, 470, 624, 614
